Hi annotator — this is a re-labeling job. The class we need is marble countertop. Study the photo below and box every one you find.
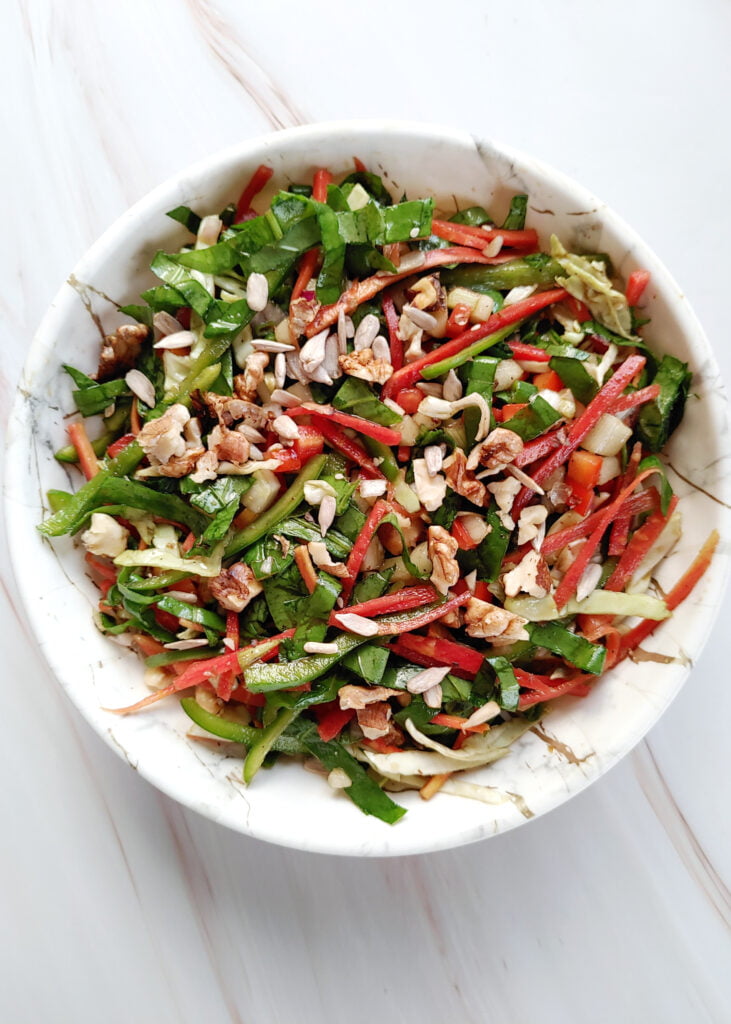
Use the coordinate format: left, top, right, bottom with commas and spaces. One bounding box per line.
2, 1, 730, 1021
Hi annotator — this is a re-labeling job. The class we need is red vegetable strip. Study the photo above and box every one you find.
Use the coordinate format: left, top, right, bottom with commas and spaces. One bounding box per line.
304, 247, 508, 337
105, 632, 295, 714
431, 218, 538, 251
382, 293, 403, 370
235, 164, 273, 221
373, 592, 471, 636
340, 499, 391, 603
106, 433, 136, 459
513, 353, 646, 515
315, 704, 355, 742
579, 497, 679, 639
608, 441, 643, 556
330, 585, 437, 624
294, 544, 318, 594
514, 427, 565, 468
382, 287, 568, 400
617, 531, 719, 662
285, 404, 402, 446
517, 673, 592, 709
541, 488, 657, 556
626, 269, 651, 307
289, 168, 333, 305
508, 341, 552, 363
67, 421, 100, 480
553, 469, 655, 609
429, 713, 489, 735
316, 419, 386, 481
609, 384, 660, 414
226, 611, 240, 651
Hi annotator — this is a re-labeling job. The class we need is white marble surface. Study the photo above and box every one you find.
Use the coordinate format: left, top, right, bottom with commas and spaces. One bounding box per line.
2, 1, 731, 1021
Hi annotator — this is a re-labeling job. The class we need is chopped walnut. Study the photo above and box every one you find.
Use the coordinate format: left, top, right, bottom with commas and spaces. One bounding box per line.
208, 425, 250, 465
486, 477, 522, 529
443, 449, 487, 507
204, 392, 270, 430
339, 349, 393, 384
338, 685, 396, 710
209, 563, 262, 613
96, 323, 149, 381
517, 504, 548, 546
307, 541, 350, 578
136, 404, 190, 465
502, 549, 552, 599
467, 427, 524, 473
355, 702, 393, 740
464, 598, 530, 643
427, 525, 460, 596
190, 450, 219, 484
235, 352, 269, 401
289, 295, 320, 337
408, 275, 448, 336
151, 446, 206, 478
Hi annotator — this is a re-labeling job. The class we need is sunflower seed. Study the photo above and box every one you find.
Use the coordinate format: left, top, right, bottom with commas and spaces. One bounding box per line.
354, 314, 380, 350
246, 272, 269, 312
153, 330, 196, 350
125, 369, 156, 407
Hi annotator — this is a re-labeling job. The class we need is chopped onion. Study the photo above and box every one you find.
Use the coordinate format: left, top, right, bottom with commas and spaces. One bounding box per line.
582, 413, 633, 456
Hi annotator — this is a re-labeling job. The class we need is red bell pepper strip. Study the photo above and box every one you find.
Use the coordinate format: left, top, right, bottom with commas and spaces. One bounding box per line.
353, 156, 367, 173
285, 404, 402, 446
541, 488, 657, 556
430, 218, 538, 251
393, 387, 423, 414
340, 499, 391, 603
512, 353, 646, 515
617, 530, 718, 662
316, 419, 386, 481
67, 421, 100, 480
373, 592, 471, 636
85, 552, 118, 582
625, 269, 651, 307
226, 611, 240, 652
513, 427, 565, 468
553, 469, 655, 609
292, 424, 324, 461
381, 288, 568, 401
389, 632, 484, 680
445, 303, 472, 337
450, 517, 479, 551
304, 247, 508, 338
330, 584, 437, 624
564, 295, 592, 322
235, 164, 273, 221
382, 293, 403, 370
517, 670, 592, 709
269, 447, 302, 474
609, 384, 660, 414
315, 703, 356, 742
508, 340, 552, 362
106, 433, 137, 459
533, 369, 565, 391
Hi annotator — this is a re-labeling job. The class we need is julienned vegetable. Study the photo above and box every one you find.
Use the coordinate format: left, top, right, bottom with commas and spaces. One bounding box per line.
40, 161, 715, 826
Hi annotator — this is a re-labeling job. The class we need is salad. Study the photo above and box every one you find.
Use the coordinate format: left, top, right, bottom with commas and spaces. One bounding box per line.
40, 161, 718, 824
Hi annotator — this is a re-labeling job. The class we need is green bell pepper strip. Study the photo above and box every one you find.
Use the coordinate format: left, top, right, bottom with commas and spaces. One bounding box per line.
180, 697, 305, 754
243, 707, 300, 783
361, 436, 400, 482
54, 403, 131, 463
244, 632, 367, 692
155, 595, 226, 633
527, 622, 606, 675
421, 321, 526, 380
293, 721, 407, 824
225, 454, 327, 556
442, 256, 564, 292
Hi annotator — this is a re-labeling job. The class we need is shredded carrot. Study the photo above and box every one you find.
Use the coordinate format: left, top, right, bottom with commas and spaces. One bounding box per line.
130, 397, 142, 435
294, 544, 317, 594
67, 420, 100, 480
181, 531, 196, 554
420, 773, 451, 800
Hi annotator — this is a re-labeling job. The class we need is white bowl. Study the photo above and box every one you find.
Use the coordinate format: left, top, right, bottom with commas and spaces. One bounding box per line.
5, 121, 730, 856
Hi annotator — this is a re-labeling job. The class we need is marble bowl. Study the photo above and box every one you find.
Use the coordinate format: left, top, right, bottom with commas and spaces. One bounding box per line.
5, 121, 730, 856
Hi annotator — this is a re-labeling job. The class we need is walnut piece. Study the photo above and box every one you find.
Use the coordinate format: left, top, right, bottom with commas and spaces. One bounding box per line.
464, 598, 530, 643
289, 295, 320, 337
96, 323, 149, 381
467, 427, 524, 473
427, 525, 460, 596
136, 403, 190, 465
502, 549, 552, 599
235, 351, 269, 401
355, 702, 393, 740
486, 477, 522, 529
338, 685, 396, 710
210, 563, 262, 613
203, 392, 268, 429
339, 349, 393, 384
208, 425, 250, 465
443, 449, 487, 507
152, 446, 206, 479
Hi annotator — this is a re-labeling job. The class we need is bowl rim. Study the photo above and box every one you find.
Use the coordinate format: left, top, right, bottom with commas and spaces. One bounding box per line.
5, 119, 731, 856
